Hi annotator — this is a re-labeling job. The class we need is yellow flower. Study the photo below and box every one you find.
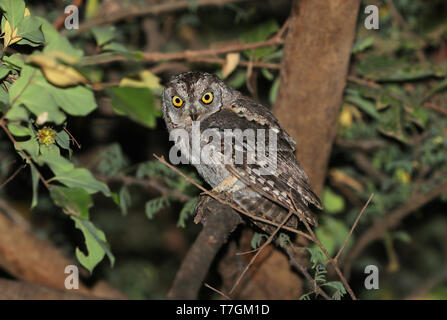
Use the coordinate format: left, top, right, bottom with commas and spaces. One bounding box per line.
37, 127, 56, 147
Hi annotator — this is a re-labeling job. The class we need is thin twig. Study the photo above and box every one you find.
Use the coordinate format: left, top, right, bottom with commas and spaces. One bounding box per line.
283, 243, 332, 300
229, 210, 294, 294
347, 75, 381, 89
0, 163, 26, 189
63, 127, 81, 149
235, 247, 261, 255
288, 195, 357, 300
423, 102, 447, 116
334, 193, 374, 262
204, 283, 231, 300
139, 34, 284, 62
96, 174, 192, 203
81, 37, 284, 67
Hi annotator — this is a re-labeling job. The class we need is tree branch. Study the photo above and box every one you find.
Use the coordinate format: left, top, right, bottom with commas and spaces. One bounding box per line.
96, 174, 192, 203
80, 35, 284, 68
0, 279, 99, 300
0, 204, 126, 299
167, 196, 242, 299
75, 0, 250, 33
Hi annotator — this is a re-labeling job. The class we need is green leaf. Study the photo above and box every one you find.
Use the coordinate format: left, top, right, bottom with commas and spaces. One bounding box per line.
251, 232, 268, 249
10, 65, 96, 121
226, 70, 246, 89
0, 84, 8, 109
0, 0, 25, 29
269, 77, 280, 104
118, 185, 131, 216
145, 197, 170, 219
0, 64, 10, 80
7, 122, 31, 136
9, 66, 66, 124
240, 19, 279, 60
393, 231, 412, 244
261, 68, 274, 81
38, 17, 59, 44
105, 86, 159, 128
16, 16, 44, 45
55, 129, 70, 150
357, 55, 438, 81
50, 186, 93, 219
352, 37, 374, 53
15, 137, 39, 159
322, 188, 345, 214
90, 26, 116, 47
278, 233, 291, 248
345, 90, 381, 120
2, 53, 25, 69
424, 77, 447, 100
50, 168, 111, 196
30, 165, 39, 208
39, 147, 111, 196
71, 216, 114, 273
102, 42, 128, 53
305, 247, 327, 267
177, 197, 198, 228
38, 144, 73, 172
378, 105, 407, 143
49, 85, 97, 116
96, 144, 128, 177
323, 281, 346, 300
44, 35, 83, 59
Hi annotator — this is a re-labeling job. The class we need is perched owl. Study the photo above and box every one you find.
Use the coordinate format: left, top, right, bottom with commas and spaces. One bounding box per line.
161, 71, 322, 234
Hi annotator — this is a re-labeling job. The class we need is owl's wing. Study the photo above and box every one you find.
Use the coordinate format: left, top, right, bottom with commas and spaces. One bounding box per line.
226, 97, 298, 151
200, 99, 322, 226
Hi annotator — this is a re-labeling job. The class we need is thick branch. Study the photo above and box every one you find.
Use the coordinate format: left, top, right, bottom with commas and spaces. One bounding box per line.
272, 0, 360, 194
0, 279, 99, 300
0, 204, 126, 299
167, 196, 242, 299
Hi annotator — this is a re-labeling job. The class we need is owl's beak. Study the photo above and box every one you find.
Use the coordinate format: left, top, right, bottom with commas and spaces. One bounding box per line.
189, 107, 200, 121
190, 113, 199, 121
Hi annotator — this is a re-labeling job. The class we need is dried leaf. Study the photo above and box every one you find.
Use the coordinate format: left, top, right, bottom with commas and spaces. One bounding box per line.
29, 53, 87, 87
222, 52, 240, 79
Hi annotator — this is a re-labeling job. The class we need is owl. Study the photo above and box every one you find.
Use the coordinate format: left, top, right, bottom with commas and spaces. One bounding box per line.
161, 71, 322, 234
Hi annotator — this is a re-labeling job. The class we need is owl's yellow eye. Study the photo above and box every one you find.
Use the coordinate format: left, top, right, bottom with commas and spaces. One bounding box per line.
172, 96, 183, 108
201, 92, 214, 104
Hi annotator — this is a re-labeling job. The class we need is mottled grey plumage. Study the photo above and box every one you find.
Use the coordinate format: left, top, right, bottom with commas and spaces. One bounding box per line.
161, 71, 322, 234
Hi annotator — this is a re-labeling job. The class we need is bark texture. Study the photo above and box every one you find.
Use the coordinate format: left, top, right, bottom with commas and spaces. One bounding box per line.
0, 202, 126, 299
273, 0, 360, 193
167, 196, 242, 299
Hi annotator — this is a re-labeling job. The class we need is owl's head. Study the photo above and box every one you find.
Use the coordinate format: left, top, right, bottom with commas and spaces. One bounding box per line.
162, 71, 239, 131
